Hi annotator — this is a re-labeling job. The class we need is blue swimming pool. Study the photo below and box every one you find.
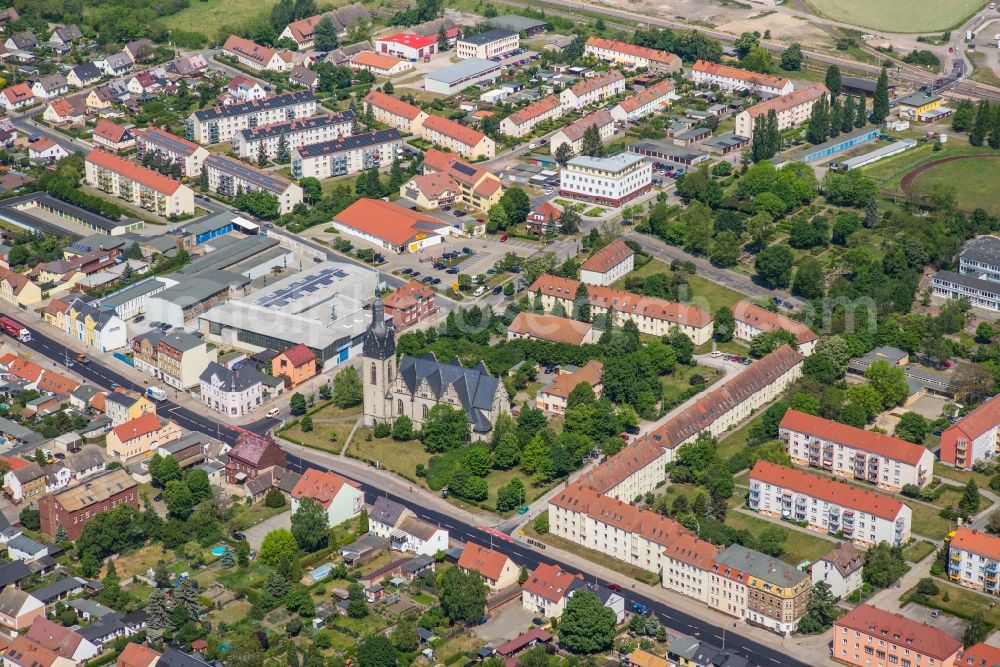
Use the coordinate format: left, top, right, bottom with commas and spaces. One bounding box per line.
211, 546, 227, 556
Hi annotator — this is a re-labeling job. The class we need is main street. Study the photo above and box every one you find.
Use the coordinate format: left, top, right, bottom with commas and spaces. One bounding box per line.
5, 319, 809, 667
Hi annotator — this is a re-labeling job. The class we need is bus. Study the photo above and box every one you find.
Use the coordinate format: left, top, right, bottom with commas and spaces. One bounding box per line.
0, 316, 31, 342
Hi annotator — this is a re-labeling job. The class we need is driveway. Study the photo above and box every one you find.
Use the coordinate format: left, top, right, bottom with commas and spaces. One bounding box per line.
473, 603, 537, 643
244, 509, 292, 550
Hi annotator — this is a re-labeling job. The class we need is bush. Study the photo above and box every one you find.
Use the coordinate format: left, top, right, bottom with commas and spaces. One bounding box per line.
533, 512, 549, 534
373, 422, 391, 438
264, 489, 286, 508
901, 484, 921, 498
916, 578, 940, 596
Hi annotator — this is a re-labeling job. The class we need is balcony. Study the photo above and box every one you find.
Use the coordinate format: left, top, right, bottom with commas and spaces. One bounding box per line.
956, 440, 968, 452
951, 552, 962, 563
987, 562, 998, 575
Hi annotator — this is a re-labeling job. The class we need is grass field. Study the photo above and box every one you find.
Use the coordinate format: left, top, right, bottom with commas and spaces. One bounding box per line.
861, 141, 983, 189
161, 0, 277, 37
616, 258, 745, 314
661, 363, 721, 403
910, 157, 1000, 216
805, 0, 981, 32
903, 540, 937, 563
724, 510, 835, 565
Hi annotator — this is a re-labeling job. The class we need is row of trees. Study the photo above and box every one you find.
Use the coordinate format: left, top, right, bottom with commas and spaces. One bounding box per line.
952, 99, 1000, 148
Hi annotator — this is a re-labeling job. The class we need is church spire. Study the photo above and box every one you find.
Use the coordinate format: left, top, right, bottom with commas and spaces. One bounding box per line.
362, 289, 395, 360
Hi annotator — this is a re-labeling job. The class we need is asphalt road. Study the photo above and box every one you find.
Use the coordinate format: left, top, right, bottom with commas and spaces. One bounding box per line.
7, 319, 805, 667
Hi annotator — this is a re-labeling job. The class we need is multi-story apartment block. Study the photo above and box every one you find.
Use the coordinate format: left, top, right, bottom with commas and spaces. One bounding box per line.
499, 94, 563, 138
692, 60, 794, 96
187, 91, 317, 144
941, 396, 1000, 469
291, 129, 401, 180
779, 409, 934, 490
363, 91, 428, 134
38, 468, 138, 540
949, 527, 1000, 594
711, 545, 811, 635
609, 79, 676, 123
234, 111, 355, 160
559, 70, 626, 110
132, 329, 218, 390
732, 300, 818, 355
136, 128, 210, 178
583, 37, 682, 74
223, 35, 295, 72
833, 605, 961, 667
812, 541, 864, 600
105, 412, 183, 461
529, 274, 711, 342
420, 114, 495, 159
203, 155, 303, 215
550, 110, 616, 157
199, 361, 265, 416
579, 238, 634, 286
456, 28, 518, 60
60, 297, 128, 352
734, 84, 829, 140
85, 150, 195, 217
748, 460, 912, 547
559, 153, 651, 208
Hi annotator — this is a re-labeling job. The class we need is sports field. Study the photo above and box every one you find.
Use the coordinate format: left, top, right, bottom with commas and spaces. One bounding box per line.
908, 156, 1000, 215
808, 0, 982, 32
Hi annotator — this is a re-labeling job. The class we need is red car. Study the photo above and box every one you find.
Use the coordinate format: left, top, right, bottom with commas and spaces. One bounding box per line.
500, 234, 509, 242
606, 583, 623, 592
618, 433, 629, 441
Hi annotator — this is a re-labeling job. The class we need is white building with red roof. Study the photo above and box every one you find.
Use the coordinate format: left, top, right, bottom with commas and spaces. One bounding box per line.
420, 114, 494, 159
0, 83, 35, 111
91, 119, 135, 153
226, 75, 267, 103
526, 202, 562, 235
610, 79, 677, 123
349, 51, 413, 77
549, 109, 616, 157
507, 312, 597, 346
580, 239, 635, 286
833, 605, 961, 667
84, 150, 194, 216
223, 35, 295, 72
779, 409, 934, 490
290, 468, 364, 526
949, 527, 1000, 593
499, 94, 563, 138
363, 90, 428, 134
559, 70, 625, 110
332, 198, 452, 253
732, 300, 818, 355
521, 563, 582, 617
692, 60, 793, 96
537, 360, 603, 414
28, 138, 69, 163
941, 395, 1000, 470
748, 460, 911, 546
584, 37, 682, 74
735, 84, 829, 140
457, 541, 518, 591
373, 33, 437, 61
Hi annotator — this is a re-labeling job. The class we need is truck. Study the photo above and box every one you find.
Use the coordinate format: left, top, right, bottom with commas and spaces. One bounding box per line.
146, 386, 167, 401
0, 316, 31, 342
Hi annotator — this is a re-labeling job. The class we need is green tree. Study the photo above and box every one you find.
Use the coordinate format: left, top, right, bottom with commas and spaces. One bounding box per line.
265, 488, 286, 508
228, 635, 266, 667
333, 366, 363, 408
290, 392, 308, 415
421, 404, 469, 452
872, 67, 889, 124
894, 412, 929, 444
825, 65, 842, 96
554, 141, 573, 166
438, 566, 488, 623
970, 100, 991, 147
392, 620, 420, 652
499, 186, 531, 226
149, 453, 182, 488
862, 543, 908, 589
864, 360, 908, 410
358, 635, 397, 667
291, 497, 329, 552
55, 523, 68, 545
964, 613, 989, 648
260, 528, 299, 573
493, 432, 521, 469
806, 95, 830, 144
163, 480, 195, 520
236, 540, 250, 568
792, 257, 825, 299
496, 478, 525, 511
580, 124, 603, 157
714, 306, 736, 342
841, 95, 855, 133
220, 549, 235, 568
796, 581, 839, 633
574, 282, 591, 322
358, 507, 369, 534
755, 244, 794, 288
559, 590, 617, 653
314, 16, 339, 51
960, 479, 981, 518
854, 94, 867, 127
392, 415, 414, 440
780, 43, 803, 70
147, 589, 170, 630
487, 203, 508, 234
300, 414, 314, 432
437, 25, 449, 51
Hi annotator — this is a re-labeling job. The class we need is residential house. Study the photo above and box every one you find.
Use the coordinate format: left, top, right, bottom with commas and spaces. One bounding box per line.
382, 280, 438, 330
710, 545, 811, 635
60, 297, 127, 352
30, 73, 68, 100
122, 39, 155, 63
278, 3, 372, 49
28, 138, 68, 163
499, 94, 563, 138
559, 71, 625, 111
199, 361, 265, 417
419, 114, 495, 159
833, 605, 961, 667
271, 343, 317, 387
85, 86, 118, 110
3, 635, 74, 667
43, 97, 87, 125
0, 84, 35, 111
537, 360, 603, 414
95, 53, 133, 77
38, 468, 138, 540
105, 413, 182, 461
812, 542, 863, 600
26, 618, 99, 663
49, 25, 83, 46
941, 395, 1000, 469
104, 390, 154, 426
234, 111, 354, 161
67, 63, 102, 88
579, 238, 634, 286
948, 526, 1000, 594
549, 109, 615, 157
290, 468, 364, 526
521, 564, 581, 617
692, 60, 793, 96
116, 644, 160, 667
7, 534, 48, 561
225, 75, 266, 103
0, 586, 45, 632
507, 312, 597, 346
92, 119, 135, 152
388, 516, 448, 556
526, 202, 562, 235
288, 66, 318, 90
4, 32, 38, 52
225, 431, 287, 485
583, 37, 682, 73
733, 300, 818, 356
348, 52, 413, 77
223, 35, 294, 73
457, 542, 518, 591
408, 148, 503, 214
368, 497, 409, 538
4, 461, 46, 503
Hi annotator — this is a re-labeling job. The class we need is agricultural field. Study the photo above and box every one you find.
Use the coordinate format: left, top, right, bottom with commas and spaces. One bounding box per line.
805, 0, 982, 32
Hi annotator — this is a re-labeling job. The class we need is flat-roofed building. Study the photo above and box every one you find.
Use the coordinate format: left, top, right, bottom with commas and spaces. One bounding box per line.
779, 409, 934, 490
584, 37, 681, 74
203, 155, 303, 215
734, 84, 828, 140
424, 58, 504, 96
833, 605, 961, 667
748, 460, 911, 547
136, 127, 210, 177
38, 468, 138, 540
234, 111, 354, 160
84, 150, 194, 217
456, 28, 518, 60
732, 300, 818, 355
692, 60, 793, 96
186, 91, 317, 144
559, 152, 650, 208
291, 129, 401, 180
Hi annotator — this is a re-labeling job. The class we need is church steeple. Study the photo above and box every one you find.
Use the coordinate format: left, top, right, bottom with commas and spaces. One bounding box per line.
363, 292, 395, 360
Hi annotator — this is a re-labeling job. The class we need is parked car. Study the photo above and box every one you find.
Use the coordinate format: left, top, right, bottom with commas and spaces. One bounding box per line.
401, 268, 413, 275
607, 583, 623, 592
632, 602, 650, 615
463, 247, 473, 254
492, 285, 502, 295
446, 267, 459, 274
133, 315, 145, 323
432, 278, 441, 285
454, 210, 466, 217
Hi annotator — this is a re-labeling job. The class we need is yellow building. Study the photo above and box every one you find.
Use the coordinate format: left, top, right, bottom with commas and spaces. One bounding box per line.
62, 298, 127, 352
0, 268, 42, 307
896, 91, 943, 121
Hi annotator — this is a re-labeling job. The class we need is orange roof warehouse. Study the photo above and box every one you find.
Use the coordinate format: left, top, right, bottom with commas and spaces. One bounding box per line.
331, 198, 454, 253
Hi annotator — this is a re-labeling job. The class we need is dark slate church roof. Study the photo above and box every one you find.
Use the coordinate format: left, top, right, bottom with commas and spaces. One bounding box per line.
398, 353, 499, 433
362, 295, 395, 359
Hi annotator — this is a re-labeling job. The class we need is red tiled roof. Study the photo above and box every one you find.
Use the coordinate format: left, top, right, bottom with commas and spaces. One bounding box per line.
25, 619, 83, 659
581, 239, 634, 274
279, 343, 315, 368
569, 70, 624, 97
8, 358, 44, 383
541, 360, 603, 399
779, 409, 926, 465
521, 563, 581, 603
48, 99, 78, 118
384, 280, 435, 310
36, 370, 79, 396
617, 79, 675, 113
950, 526, 1000, 560
529, 274, 711, 328
94, 119, 131, 144
30, 138, 57, 152
406, 171, 457, 199
223, 35, 277, 68
557, 109, 614, 142
495, 629, 553, 657
733, 300, 818, 346
364, 90, 424, 120
2, 83, 33, 105
4, 637, 59, 667
692, 60, 791, 90
290, 468, 359, 508
86, 150, 182, 195
116, 643, 161, 667
112, 413, 164, 442
663, 531, 719, 569
505, 94, 561, 127
457, 541, 512, 581
228, 74, 259, 91
959, 642, 1000, 667
574, 437, 668, 496
530, 202, 561, 222
742, 84, 829, 119
351, 51, 405, 70
422, 114, 487, 149
944, 395, 1000, 443
507, 312, 592, 345
835, 605, 961, 661
750, 460, 906, 520
585, 37, 680, 66
334, 198, 446, 247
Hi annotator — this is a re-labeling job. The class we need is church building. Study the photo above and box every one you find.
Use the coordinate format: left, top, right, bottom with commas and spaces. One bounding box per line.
361, 296, 509, 438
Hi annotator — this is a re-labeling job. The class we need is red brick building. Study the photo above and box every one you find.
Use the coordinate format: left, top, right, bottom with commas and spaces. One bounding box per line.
226, 432, 287, 485
383, 280, 438, 330
38, 468, 138, 540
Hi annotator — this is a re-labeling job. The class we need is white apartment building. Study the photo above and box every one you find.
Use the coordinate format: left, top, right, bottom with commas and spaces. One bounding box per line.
734, 84, 829, 140
136, 127, 211, 178
779, 409, 934, 491
291, 129, 402, 180
948, 526, 1000, 595
499, 94, 562, 138
812, 542, 864, 600
609, 79, 676, 123
559, 70, 626, 110
203, 155, 303, 215
420, 114, 495, 159
559, 153, 651, 208
199, 361, 264, 416
456, 28, 518, 60
579, 238, 634, 286
941, 395, 1000, 469
692, 60, 793, 96
186, 91, 317, 144
85, 150, 195, 217
748, 460, 912, 547
732, 300, 818, 356
550, 110, 616, 157
234, 111, 355, 160
583, 37, 682, 74
363, 90, 428, 134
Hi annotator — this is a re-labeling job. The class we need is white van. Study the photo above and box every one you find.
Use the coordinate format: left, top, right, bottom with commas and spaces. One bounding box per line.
474, 285, 487, 297
266, 408, 280, 418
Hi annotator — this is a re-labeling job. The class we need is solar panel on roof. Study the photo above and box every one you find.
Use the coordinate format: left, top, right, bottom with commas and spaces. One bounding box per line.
453, 162, 477, 176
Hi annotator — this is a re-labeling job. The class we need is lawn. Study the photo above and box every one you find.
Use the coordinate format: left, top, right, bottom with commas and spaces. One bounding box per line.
112, 544, 174, 579
904, 579, 1000, 629
208, 600, 252, 624
215, 561, 273, 590
161, 0, 280, 36
584, 207, 606, 217
661, 363, 722, 404
282, 419, 357, 454
861, 141, 985, 189
804, 0, 981, 32
613, 258, 745, 313
724, 510, 836, 565
903, 540, 937, 563
715, 411, 759, 461
909, 156, 1000, 216
229, 503, 290, 531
